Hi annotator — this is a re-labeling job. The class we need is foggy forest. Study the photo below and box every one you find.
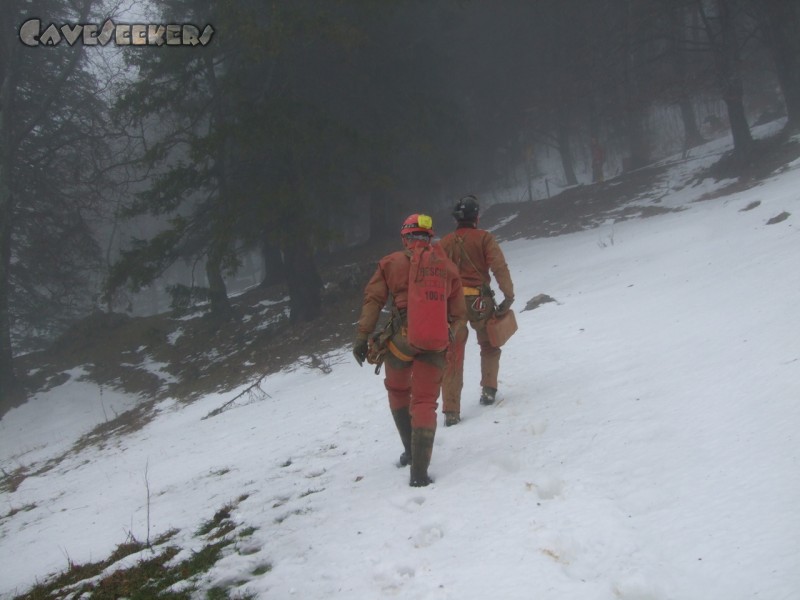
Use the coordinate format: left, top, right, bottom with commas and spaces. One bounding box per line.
1, 0, 799, 410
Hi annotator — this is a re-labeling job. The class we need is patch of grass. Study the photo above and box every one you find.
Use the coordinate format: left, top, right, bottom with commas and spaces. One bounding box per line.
14, 545, 180, 600
70, 400, 159, 454
196, 495, 248, 537
154, 527, 180, 545
1, 502, 37, 520
0, 466, 28, 493
177, 540, 230, 581
12, 499, 264, 600
81, 546, 183, 600
197, 506, 233, 537
208, 467, 231, 477
238, 526, 258, 538
252, 563, 272, 576
106, 537, 147, 563
209, 521, 237, 540
207, 589, 257, 600
206, 588, 229, 600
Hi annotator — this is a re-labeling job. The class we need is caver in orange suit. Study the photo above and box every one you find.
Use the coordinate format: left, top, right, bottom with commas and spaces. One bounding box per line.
353, 214, 466, 487
440, 195, 514, 424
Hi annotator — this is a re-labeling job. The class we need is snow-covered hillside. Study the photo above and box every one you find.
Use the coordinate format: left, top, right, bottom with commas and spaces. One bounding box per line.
1, 129, 799, 599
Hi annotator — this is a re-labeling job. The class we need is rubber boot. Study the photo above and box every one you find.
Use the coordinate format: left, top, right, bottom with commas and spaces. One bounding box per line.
391, 408, 413, 467
479, 386, 497, 406
409, 428, 436, 487
444, 412, 461, 427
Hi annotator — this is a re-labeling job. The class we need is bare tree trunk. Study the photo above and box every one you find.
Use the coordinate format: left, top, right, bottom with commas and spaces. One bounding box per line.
668, 2, 705, 149
368, 189, 392, 243
0, 158, 18, 407
698, 0, 754, 158
283, 235, 322, 323
260, 236, 284, 287
0, 18, 20, 405
555, 104, 578, 186
205, 248, 232, 319
678, 97, 705, 149
622, 0, 650, 170
722, 81, 753, 154
719, 0, 754, 156
756, 0, 800, 130
204, 53, 233, 320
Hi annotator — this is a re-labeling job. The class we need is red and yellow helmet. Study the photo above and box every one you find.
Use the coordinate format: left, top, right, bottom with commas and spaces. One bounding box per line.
400, 213, 434, 237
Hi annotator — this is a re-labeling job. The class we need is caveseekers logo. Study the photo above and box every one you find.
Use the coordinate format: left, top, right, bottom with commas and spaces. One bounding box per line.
19, 18, 214, 47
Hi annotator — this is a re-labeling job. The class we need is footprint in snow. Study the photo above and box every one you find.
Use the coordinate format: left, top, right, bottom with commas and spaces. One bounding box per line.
273, 506, 312, 524
374, 564, 415, 594
527, 474, 564, 500
612, 574, 665, 600
489, 453, 521, 473
412, 524, 444, 548
391, 495, 426, 513
528, 419, 548, 435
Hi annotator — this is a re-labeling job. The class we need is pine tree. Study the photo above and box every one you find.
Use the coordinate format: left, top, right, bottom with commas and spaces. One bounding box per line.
107, 1, 366, 322
0, 0, 108, 409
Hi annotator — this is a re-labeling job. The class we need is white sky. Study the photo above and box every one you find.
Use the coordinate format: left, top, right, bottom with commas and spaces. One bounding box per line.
1, 123, 799, 599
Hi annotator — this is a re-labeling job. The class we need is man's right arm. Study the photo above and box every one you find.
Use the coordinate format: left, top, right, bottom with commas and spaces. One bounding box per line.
356, 264, 389, 340
484, 233, 514, 310
354, 263, 389, 366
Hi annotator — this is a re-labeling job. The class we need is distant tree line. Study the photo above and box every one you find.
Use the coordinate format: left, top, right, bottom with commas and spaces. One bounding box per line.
1, 0, 799, 406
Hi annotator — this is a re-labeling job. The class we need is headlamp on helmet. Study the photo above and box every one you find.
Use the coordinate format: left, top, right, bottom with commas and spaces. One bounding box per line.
401, 213, 434, 237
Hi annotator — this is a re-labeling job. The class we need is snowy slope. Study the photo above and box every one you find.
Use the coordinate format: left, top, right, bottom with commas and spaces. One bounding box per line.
1, 133, 799, 599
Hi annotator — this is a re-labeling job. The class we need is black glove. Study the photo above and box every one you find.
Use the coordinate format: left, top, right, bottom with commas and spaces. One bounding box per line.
353, 338, 369, 366
495, 296, 514, 318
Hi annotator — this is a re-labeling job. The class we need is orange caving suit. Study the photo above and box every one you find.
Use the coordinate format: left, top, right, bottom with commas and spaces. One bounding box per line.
439, 227, 514, 413
357, 246, 466, 430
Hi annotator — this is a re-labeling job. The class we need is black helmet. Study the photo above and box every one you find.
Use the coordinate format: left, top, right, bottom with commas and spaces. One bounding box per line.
452, 194, 479, 222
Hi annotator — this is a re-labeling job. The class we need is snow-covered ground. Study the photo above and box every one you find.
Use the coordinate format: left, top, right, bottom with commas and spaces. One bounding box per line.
1, 131, 799, 599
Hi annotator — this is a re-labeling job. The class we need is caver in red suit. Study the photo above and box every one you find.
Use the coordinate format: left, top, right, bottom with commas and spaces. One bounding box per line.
354, 214, 466, 487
